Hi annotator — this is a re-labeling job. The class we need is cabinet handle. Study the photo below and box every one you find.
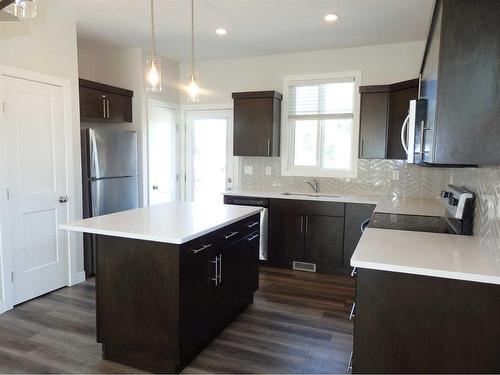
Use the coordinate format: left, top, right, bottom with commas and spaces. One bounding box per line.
267, 138, 271, 156
246, 233, 259, 242
305, 216, 309, 236
210, 255, 219, 286
192, 243, 212, 254
419, 120, 425, 161
347, 352, 353, 373
245, 221, 259, 229
300, 215, 304, 235
351, 267, 357, 277
106, 99, 110, 119
224, 231, 239, 240
219, 254, 222, 284
349, 302, 356, 320
102, 97, 106, 119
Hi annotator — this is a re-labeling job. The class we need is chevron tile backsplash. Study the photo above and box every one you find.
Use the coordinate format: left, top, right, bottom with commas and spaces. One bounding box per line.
238, 157, 500, 261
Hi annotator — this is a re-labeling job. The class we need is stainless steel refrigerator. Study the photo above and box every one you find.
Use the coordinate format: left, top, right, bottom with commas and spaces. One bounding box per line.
81, 128, 139, 275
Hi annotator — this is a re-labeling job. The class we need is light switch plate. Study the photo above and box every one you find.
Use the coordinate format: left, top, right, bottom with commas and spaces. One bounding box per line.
265, 166, 272, 175
244, 165, 253, 175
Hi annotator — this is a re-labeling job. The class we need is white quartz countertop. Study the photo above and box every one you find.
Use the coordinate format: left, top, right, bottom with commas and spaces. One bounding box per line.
223, 189, 444, 217
351, 228, 500, 285
60, 201, 262, 244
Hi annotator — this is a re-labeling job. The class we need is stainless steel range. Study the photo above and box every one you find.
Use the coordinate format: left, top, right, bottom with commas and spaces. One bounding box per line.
369, 185, 475, 235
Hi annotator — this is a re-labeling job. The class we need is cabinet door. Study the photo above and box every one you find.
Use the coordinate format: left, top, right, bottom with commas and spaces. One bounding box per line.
79, 86, 105, 121
343, 203, 375, 267
359, 92, 389, 159
240, 231, 260, 294
304, 215, 344, 268
106, 92, 133, 123
179, 244, 216, 362
233, 97, 273, 156
268, 200, 305, 267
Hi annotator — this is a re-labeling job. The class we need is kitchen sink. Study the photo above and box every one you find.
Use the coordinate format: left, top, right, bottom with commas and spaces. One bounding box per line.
281, 192, 341, 198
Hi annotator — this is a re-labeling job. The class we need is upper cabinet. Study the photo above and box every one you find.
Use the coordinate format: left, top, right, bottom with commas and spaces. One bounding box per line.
359, 79, 418, 159
418, 0, 500, 165
79, 79, 133, 123
232, 91, 282, 157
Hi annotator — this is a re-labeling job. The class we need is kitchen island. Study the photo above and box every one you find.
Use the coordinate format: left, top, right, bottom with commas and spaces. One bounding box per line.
60, 201, 262, 373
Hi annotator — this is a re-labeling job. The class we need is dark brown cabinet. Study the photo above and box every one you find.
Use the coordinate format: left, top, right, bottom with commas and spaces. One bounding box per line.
417, 0, 500, 165
268, 199, 345, 273
232, 91, 282, 156
343, 203, 375, 268
96, 214, 260, 373
79, 79, 133, 123
359, 79, 418, 159
353, 268, 500, 373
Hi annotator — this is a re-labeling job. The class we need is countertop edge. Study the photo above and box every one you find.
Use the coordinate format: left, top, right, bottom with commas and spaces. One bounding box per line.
350, 259, 500, 285
59, 208, 262, 245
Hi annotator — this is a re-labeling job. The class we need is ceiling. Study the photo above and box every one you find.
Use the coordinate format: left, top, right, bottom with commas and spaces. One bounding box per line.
66, 0, 435, 63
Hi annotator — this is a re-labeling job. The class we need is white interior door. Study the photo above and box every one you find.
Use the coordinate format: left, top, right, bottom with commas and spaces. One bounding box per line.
185, 110, 233, 203
2, 75, 68, 305
147, 99, 178, 205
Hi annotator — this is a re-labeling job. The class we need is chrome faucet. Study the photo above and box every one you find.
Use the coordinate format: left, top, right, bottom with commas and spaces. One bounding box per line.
304, 178, 319, 193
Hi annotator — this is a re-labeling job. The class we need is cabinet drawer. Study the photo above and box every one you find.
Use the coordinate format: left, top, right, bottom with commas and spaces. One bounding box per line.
271, 198, 344, 217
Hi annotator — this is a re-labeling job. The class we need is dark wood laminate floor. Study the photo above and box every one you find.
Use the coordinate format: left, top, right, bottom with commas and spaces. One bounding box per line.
0, 266, 355, 374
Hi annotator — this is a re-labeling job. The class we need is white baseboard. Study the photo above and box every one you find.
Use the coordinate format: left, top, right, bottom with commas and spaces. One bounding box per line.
69, 271, 86, 286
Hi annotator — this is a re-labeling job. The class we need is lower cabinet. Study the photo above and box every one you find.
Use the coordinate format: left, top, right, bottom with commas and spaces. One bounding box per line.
268, 199, 345, 273
352, 268, 500, 373
268, 199, 374, 274
179, 217, 260, 367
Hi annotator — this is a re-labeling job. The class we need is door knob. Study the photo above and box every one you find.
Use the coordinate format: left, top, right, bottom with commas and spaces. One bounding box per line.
152, 185, 159, 190
59, 195, 69, 203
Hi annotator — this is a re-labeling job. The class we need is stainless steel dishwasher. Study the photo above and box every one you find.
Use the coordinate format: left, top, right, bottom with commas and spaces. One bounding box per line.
223, 195, 269, 260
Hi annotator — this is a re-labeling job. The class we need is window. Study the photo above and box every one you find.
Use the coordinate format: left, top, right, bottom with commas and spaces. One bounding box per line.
282, 72, 360, 178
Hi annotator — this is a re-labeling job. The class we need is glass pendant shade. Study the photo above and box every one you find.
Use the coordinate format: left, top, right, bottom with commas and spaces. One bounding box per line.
187, 72, 200, 103
146, 55, 162, 92
4, 0, 38, 19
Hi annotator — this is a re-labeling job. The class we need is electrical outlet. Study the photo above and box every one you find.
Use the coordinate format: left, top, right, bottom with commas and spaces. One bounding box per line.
244, 165, 253, 175
265, 166, 272, 175
392, 171, 400, 180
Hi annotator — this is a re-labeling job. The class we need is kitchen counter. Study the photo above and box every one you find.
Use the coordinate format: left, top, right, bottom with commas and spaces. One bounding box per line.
60, 201, 262, 244
223, 189, 444, 216
60, 201, 262, 372
352, 228, 500, 285
223, 189, 500, 285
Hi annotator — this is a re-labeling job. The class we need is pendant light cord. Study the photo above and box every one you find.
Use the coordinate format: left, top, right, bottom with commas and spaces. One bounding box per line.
150, 0, 156, 56
191, 0, 195, 74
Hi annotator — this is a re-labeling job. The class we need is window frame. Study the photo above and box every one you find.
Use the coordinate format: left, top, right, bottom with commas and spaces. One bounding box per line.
281, 71, 361, 178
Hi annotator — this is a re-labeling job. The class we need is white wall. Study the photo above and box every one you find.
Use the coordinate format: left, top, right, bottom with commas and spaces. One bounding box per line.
0, 1, 84, 309
77, 45, 180, 206
179, 41, 425, 104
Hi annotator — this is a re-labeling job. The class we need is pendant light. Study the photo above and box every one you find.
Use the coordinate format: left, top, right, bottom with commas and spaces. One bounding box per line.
187, 0, 200, 103
146, 0, 162, 92
4, 0, 38, 19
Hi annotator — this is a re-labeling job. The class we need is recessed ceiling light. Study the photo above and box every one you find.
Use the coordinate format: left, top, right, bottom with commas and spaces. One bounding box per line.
216, 28, 227, 36
324, 14, 338, 22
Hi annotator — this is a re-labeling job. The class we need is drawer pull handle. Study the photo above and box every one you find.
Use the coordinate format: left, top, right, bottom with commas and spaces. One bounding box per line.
351, 267, 357, 277
347, 352, 353, 373
192, 243, 212, 254
349, 302, 356, 320
246, 233, 259, 242
210, 256, 219, 286
223, 231, 239, 240
245, 221, 259, 229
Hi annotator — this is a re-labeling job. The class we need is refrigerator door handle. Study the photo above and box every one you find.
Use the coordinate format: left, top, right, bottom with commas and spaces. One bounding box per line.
89, 129, 101, 180
91, 181, 99, 217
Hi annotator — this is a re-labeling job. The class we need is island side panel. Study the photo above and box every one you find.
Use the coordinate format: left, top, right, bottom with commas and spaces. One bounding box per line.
96, 235, 180, 373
